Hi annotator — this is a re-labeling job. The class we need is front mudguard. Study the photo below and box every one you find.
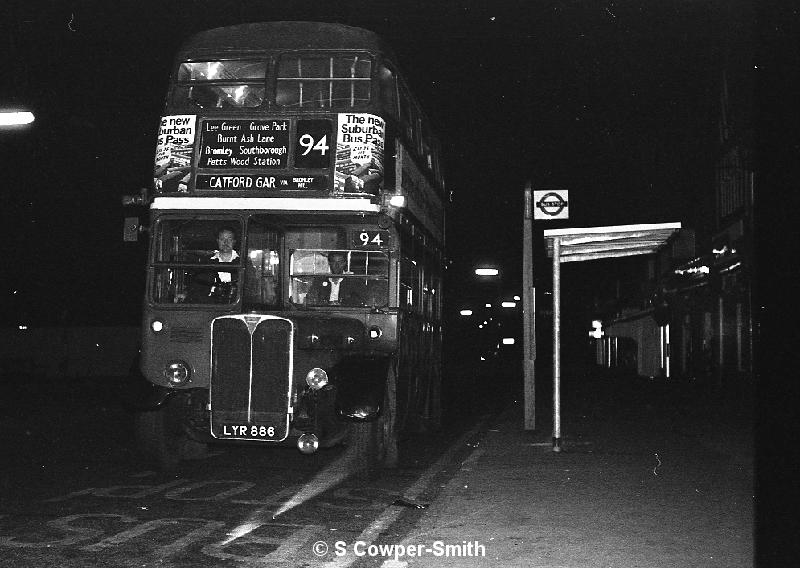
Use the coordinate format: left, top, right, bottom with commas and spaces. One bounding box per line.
332, 354, 391, 421
121, 376, 176, 412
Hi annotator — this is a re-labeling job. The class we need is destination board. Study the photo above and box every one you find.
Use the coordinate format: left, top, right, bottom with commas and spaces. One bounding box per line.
199, 119, 290, 168
195, 174, 327, 191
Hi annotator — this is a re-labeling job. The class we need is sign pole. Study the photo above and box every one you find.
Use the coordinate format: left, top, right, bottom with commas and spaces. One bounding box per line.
552, 236, 562, 452
523, 182, 536, 430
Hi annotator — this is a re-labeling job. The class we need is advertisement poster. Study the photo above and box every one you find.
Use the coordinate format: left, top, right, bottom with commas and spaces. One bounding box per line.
154, 114, 196, 193
334, 113, 384, 194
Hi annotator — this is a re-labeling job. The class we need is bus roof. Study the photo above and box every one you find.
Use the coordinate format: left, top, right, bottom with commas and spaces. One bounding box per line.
178, 21, 390, 59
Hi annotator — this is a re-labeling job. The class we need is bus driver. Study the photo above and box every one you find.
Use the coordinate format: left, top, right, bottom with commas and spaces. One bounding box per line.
178, 226, 240, 303
207, 226, 239, 298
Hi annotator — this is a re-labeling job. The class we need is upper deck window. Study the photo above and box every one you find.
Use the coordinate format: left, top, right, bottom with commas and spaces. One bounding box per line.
276, 54, 371, 109
178, 60, 267, 81
173, 60, 268, 110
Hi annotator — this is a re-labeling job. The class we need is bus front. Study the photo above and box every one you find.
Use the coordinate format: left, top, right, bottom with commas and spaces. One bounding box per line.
130, 23, 404, 471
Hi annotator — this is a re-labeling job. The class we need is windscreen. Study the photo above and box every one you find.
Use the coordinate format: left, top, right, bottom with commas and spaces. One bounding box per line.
150, 219, 243, 305
150, 218, 388, 309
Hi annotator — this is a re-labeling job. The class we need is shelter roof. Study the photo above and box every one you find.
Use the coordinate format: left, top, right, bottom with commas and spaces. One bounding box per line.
543, 222, 682, 263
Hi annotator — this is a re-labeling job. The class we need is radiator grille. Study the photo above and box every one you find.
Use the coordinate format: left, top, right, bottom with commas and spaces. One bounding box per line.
210, 316, 293, 441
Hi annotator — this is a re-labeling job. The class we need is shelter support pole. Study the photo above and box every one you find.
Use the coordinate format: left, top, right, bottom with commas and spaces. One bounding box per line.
552, 236, 562, 452
523, 183, 536, 429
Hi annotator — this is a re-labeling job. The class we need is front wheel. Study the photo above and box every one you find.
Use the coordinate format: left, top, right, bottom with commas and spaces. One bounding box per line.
134, 395, 207, 473
349, 360, 398, 477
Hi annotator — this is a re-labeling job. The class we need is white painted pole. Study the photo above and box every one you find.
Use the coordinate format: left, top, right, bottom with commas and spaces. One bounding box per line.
523, 183, 536, 430
552, 236, 562, 452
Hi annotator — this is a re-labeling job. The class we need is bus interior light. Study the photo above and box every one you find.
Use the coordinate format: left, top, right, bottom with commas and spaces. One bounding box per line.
389, 195, 406, 208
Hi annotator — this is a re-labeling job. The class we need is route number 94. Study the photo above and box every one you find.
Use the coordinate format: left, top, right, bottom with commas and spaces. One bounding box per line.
298, 133, 329, 156
352, 230, 389, 248
294, 120, 332, 169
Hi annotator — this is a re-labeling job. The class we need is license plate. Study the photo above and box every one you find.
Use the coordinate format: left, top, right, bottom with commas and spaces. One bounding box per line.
220, 424, 283, 440
220, 424, 280, 439
211, 410, 290, 441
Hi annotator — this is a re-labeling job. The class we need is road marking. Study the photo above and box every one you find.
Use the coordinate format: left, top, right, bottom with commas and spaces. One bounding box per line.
203, 523, 324, 564
379, 432, 491, 568
321, 417, 490, 568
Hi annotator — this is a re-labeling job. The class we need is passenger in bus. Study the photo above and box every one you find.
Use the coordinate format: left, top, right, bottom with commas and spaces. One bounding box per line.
306, 251, 365, 306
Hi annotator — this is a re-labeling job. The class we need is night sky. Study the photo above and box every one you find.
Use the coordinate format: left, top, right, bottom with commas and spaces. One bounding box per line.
2, 0, 755, 327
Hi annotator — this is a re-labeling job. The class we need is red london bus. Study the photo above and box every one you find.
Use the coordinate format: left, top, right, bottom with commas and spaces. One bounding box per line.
123, 22, 447, 473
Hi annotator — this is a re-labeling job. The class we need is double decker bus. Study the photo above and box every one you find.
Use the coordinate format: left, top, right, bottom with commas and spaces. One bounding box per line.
124, 22, 447, 473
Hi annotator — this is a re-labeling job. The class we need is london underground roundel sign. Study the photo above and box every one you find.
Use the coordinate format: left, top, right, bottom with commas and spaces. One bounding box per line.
533, 189, 569, 220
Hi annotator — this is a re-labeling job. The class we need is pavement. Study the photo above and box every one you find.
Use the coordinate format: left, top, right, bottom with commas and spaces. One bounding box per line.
386, 371, 755, 567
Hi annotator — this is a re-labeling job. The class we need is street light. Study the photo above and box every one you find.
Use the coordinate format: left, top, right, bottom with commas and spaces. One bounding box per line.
475, 268, 499, 276
0, 109, 35, 127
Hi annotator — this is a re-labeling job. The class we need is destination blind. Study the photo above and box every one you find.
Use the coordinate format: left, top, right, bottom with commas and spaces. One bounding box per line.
199, 119, 290, 168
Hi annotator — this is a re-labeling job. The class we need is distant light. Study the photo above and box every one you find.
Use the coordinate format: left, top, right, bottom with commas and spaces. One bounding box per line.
389, 195, 406, 207
459, 309, 473, 316
502, 337, 515, 345
475, 268, 499, 276
501, 301, 516, 308
480, 356, 486, 361
720, 261, 742, 274
513, 295, 521, 301
18, 325, 28, 331
592, 320, 602, 329
0, 111, 35, 126
674, 265, 709, 275
478, 324, 484, 329
485, 303, 492, 308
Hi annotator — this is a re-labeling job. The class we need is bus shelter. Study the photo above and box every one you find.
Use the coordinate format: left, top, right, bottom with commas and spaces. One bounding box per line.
541, 222, 681, 450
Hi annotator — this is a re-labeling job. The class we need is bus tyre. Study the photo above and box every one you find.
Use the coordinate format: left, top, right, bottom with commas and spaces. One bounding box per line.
134, 408, 179, 473
134, 398, 207, 473
349, 382, 398, 478
350, 421, 380, 480
381, 362, 399, 469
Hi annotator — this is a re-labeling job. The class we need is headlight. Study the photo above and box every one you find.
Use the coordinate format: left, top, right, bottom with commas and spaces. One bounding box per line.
151, 320, 164, 332
368, 326, 382, 340
164, 360, 190, 385
297, 433, 319, 454
305, 367, 328, 390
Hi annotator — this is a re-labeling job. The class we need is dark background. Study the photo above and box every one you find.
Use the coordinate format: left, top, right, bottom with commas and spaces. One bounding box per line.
2, 0, 756, 328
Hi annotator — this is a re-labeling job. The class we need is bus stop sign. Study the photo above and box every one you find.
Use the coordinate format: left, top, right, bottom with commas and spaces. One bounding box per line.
533, 190, 569, 220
